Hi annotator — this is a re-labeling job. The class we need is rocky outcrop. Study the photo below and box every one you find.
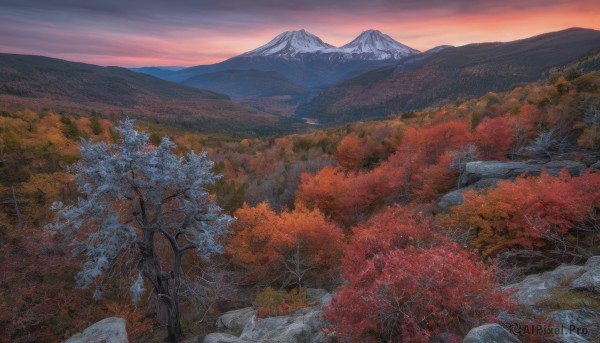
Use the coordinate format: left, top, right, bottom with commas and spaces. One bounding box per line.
439, 160, 586, 211
459, 160, 585, 187
505, 264, 586, 306
571, 256, 600, 293
438, 178, 500, 211
505, 256, 600, 307
462, 323, 521, 343
590, 160, 600, 170
215, 307, 256, 335
203, 289, 330, 343
201, 333, 240, 343
65, 317, 128, 343
548, 309, 600, 343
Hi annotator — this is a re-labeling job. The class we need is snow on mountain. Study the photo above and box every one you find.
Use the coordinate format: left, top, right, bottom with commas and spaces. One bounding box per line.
242, 29, 419, 61
338, 30, 420, 59
242, 29, 335, 58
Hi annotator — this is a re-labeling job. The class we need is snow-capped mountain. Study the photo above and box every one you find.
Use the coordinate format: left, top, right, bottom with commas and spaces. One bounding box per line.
338, 30, 420, 59
153, 29, 421, 89
242, 29, 335, 58
242, 29, 419, 61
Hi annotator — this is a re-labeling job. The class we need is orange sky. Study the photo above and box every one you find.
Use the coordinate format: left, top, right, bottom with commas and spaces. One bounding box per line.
0, 0, 598, 67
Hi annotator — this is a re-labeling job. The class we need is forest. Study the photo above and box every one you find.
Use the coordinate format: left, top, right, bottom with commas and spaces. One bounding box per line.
1, 70, 600, 342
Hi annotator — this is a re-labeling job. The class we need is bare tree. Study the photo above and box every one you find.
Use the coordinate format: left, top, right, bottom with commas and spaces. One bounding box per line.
520, 130, 573, 159
49, 119, 232, 342
449, 144, 479, 190
282, 240, 314, 289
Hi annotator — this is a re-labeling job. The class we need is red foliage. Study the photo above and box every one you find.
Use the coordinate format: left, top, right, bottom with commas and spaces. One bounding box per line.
0, 229, 99, 343
342, 205, 442, 280
518, 104, 544, 136
298, 121, 473, 224
325, 205, 514, 342
440, 170, 600, 256
326, 244, 513, 342
336, 134, 384, 172
474, 115, 516, 160
297, 166, 395, 226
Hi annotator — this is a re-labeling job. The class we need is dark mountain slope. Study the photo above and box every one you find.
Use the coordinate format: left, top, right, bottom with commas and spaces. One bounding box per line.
297, 28, 600, 124
181, 69, 305, 98
0, 54, 299, 135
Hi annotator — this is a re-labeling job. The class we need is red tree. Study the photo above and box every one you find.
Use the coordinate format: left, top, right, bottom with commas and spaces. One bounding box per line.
325, 206, 514, 342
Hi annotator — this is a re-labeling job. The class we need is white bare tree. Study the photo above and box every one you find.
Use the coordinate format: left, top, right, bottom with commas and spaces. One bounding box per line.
49, 119, 232, 342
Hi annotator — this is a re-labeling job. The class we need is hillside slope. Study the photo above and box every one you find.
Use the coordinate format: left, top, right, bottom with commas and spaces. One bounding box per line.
0, 54, 298, 134
297, 28, 600, 124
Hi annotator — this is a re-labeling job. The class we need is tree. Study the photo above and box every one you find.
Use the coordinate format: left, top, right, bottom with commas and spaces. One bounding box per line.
473, 115, 515, 160
49, 119, 232, 342
325, 206, 513, 342
226, 202, 344, 288
439, 171, 600, 257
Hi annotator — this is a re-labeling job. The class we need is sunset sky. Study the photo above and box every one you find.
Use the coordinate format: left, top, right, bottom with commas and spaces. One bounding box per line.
0, 0, 599, 67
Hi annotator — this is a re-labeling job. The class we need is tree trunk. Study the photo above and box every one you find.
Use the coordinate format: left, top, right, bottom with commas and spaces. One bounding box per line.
139, 229, 183, 342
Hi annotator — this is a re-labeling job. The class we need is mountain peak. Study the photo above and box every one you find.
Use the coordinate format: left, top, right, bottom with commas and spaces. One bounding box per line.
339, 29, 420, 59
241, 29, 419, 61
242, 29, 334, 58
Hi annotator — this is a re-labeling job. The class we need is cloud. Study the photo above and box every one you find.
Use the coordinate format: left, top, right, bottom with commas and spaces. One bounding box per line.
0, 0, 598, 66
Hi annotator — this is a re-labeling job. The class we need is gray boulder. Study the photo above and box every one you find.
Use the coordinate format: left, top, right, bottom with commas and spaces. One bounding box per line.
505, 264, 586, 306
571, 256, 600, 293
459, 160, 585, 187
205, 289, 330, 343
239, 302, 326, 343
438, 189, 466, 211
549, 309, 600, 343
463, 323, 521, 343
438, 178, 501, 211
65, 317, 128, 343
202, 333, 244, 343
216, 307, 256, 335
591, 161, 600, 170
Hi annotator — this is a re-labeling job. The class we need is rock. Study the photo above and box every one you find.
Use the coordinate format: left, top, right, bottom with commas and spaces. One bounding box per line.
216, 307, 256, 335
202, 332, 243, 343
571, 256, 600, 293
65, 317, 128, 343
239, 311, 323, 343
306, 288, 331, 304
549, 309, 600, 343
459, 160, 585, 187
438, 178, 501, 211
505, 264, 586, 306
591, 161, 600, 170
207, 289, 330, 343
463, 323, 521, 343
438, 189, 466, 211
544, 161, 586, 176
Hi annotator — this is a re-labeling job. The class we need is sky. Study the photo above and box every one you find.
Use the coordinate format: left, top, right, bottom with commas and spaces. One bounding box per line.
0, 0, 599, 67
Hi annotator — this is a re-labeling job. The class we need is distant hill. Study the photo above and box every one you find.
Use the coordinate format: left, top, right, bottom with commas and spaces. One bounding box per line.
0, 53, 301, 135
182, 69, 305, 98
129, 66, 185, 79
297, 28, 600, 124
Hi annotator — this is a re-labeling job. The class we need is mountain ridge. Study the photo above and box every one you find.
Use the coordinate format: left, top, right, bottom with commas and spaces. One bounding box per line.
297, 27, 600, 124
241, 29, 419, 61
0, 53, 301, 135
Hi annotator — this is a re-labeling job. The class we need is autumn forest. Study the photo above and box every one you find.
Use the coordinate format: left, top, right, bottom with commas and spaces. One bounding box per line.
1, 62, 599, 343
